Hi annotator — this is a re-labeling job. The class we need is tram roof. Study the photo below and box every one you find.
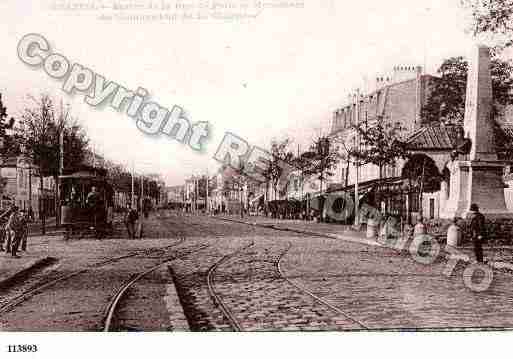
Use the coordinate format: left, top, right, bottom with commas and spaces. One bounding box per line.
59, 165, 108, 179
59, 170, 106, 180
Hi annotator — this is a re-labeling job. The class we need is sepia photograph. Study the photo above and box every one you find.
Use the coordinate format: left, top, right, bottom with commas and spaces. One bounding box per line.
1, 1, 513, 358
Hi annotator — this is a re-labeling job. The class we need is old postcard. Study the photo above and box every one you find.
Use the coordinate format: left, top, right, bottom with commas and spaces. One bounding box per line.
1, 0, 513, 358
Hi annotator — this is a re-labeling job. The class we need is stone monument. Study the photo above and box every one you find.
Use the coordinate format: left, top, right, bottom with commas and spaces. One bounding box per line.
442, 45, 512, 219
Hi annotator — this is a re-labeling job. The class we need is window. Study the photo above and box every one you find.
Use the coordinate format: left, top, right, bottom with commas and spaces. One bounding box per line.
18, 170, 24, 189
409, 193, 420, 213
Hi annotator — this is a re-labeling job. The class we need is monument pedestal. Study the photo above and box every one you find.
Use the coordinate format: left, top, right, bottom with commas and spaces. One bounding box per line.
441, 160, 512, 219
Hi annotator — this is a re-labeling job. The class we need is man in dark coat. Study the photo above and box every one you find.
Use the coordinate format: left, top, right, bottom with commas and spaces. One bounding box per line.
468, 203, 485, 263
0, 206, 14, 251
124, 204, 138, 239
6, 206, 24, 257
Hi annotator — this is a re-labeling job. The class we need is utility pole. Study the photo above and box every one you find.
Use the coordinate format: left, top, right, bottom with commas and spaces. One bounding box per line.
192, 175, 196, 213
137, 174, 144, 238
206, 169, 209, 214
140, 174, 144, 209
58, 123, 63, 227
92, 143, 96, 169
131, 159, 135, 208
195, 176, 199, 213
28, 166, 32, 213
56, 100, 67, 227
354, 90, 361, 227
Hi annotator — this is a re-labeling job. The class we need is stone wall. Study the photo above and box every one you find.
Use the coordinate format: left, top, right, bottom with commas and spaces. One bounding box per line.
425, 217, 513, 245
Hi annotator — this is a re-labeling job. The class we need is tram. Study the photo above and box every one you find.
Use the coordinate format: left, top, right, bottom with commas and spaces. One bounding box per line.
59, 166, 114, 240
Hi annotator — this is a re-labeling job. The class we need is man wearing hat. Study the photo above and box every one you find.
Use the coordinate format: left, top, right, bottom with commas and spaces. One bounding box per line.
3, 204, 17, 253
468, 203, 485, 263
6, 206, 24, 257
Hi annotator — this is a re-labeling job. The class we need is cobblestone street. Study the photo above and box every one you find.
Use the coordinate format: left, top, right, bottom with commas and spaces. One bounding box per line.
156, 212, 513, 331
2, 210, 513, 331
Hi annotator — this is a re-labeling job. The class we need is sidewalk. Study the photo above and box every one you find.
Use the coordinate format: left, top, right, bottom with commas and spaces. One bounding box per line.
0, 237, 56, 289
219, 215, 380, 247
0, 219, 81, 289
216, 214, 513, 272
27, 216, 60, 235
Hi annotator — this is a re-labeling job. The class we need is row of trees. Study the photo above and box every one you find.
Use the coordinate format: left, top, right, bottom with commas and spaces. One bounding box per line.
218, 134, 342, 219
0, 93, 162, 230
104, 161, 161, 204
224, 56, 513, 221
209, 2, 513, 222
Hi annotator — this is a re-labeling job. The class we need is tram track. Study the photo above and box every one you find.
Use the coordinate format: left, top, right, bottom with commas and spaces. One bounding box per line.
206, 241, 255, 331
276, 244, 369, 330
0, 236, 187, 316
205, 235, 370, 331
103, 242, 209, 331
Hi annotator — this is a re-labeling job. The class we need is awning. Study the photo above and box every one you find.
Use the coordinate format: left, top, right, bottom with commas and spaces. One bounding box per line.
313, 187, 371, 201
249, 194, 264, 204
326, 176, 402, 194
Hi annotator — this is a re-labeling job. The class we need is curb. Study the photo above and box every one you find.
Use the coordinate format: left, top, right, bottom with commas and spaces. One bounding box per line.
167, 265, 197, 331
164, 265, 190, 331
215, 216, 513, 274
0, 257, 57, 290
216, 216, 381, 247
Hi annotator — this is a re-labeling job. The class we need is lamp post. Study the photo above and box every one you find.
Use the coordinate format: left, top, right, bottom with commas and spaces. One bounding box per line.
140, 173, 144, 212
240, 184, 244, 219
131, 159, 135, 208
354, 90, 360, 227
206, 169, 209, 214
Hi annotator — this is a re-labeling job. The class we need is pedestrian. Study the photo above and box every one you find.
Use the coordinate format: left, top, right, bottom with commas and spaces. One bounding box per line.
6, 206, 24, 257
27, 207, 34, 222
19, 210, 29, 251
0, 207, 12, 251
0, 223, 4, 252
142, 197, 150, 219
0, 219, 6, 252
468, 203, 485, 263
86, 186, 100, 230
124, 204, 138, 239
4, 204, 17, 253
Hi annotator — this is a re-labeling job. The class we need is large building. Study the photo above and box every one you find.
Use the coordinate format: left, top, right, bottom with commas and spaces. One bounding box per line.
166, 185, 185, 208
329, 65, 437, 190
328, 53, 513, 222
0, 156, 56, 217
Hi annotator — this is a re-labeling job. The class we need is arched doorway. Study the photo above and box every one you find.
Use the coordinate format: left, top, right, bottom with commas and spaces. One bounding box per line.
401, 154, 442, 222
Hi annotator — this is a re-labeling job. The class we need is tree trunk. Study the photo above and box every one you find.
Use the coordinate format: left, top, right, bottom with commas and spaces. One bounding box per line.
39, 171, 45, 235
345, 160, 350, 188
54, 175, 60, 227
407, 177, 412, 225
319, 170, 324, 222
418, 159, 426, 219
376, 165, 380, 214
300, 172, 305, 221
240, 183, 244, 219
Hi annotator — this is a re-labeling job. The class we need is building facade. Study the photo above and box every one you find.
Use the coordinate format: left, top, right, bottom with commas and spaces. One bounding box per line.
330, 65, 436, 189
0, 156, 56, 217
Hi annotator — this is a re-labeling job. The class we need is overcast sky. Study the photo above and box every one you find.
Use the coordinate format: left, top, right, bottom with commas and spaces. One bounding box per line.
0, 1, 478, 185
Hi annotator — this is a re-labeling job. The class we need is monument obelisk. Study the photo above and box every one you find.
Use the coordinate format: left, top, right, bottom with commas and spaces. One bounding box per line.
442, 45, 512, 219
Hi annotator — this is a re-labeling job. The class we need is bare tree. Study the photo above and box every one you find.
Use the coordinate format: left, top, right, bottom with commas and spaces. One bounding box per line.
15, 94, 88, 233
